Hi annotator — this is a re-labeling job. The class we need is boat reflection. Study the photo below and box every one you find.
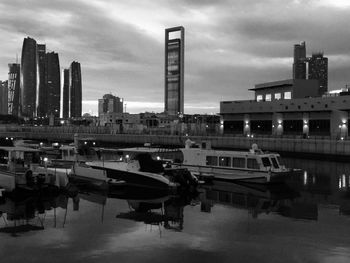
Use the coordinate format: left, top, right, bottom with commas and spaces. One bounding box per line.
0, 189, 76, 236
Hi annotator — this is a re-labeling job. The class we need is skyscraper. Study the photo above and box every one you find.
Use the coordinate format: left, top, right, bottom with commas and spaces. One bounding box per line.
293, 41, 306, 79
164, 26, 184, 115
37, 44, 47, 117
69, 61, 82, 118
0, 81, 8, 115
8, 63, 20, 116
62, 69, 70, 119
308, 52, 328, 96
21, 37, 37, 118
46, 52, 61, 118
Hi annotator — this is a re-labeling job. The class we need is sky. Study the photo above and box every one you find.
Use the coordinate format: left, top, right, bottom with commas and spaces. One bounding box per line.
1, 0, 350, 115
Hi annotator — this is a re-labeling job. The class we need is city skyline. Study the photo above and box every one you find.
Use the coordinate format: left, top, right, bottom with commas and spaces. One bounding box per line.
1, 0, 350, 115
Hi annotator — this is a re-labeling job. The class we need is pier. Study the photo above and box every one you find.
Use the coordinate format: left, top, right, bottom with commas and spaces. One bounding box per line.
1, 125, 350, 158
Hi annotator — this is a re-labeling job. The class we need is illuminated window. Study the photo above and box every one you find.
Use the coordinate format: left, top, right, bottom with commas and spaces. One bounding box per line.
265, 94, 272, 101
284, 91, 292, 99
257, 95, 263, 102
219, 156, 231, 167
275, 93, 281, 100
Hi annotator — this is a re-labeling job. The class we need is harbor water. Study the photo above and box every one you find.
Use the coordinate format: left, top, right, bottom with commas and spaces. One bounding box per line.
0, 156, 350, 263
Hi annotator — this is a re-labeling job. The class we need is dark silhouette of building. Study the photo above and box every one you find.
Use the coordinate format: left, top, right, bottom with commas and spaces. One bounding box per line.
46, 52, 61, 118
165, 26, 184, 116
62, 69, 70, 119
69, 61, 82, 118
8, 63, 20, 116
293, 41, 306, 79
37, 44, 47, 117
0, 81, 8, 114
308, 52, 328, 95
21, 37, 38, 118
98, 94, 123, 115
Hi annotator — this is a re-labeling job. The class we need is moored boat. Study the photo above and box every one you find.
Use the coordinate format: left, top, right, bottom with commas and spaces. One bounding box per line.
175, 140, 302, 184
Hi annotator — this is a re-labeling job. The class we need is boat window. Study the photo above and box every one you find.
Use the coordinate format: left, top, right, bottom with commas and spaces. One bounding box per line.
206, 156, 218, 166
270, 157, 279, 169
261, 157, 271, 167
219, 156, 231, 167
247, 158, 259, 170
232, 157, 245, 168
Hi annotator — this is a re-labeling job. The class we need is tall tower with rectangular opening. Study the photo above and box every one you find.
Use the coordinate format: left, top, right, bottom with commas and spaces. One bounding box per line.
164, 26, 184, 115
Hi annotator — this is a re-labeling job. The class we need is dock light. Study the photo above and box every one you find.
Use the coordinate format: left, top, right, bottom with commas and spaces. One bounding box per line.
5, 137, 8, 140
156, 156, 161, 160
251, 134, 254, 138
272, 125, 275, 128
304, 120, 308, 124
84, 141, 87, 145
93, 142, 96, 146
339, 125, 342, 129
245, 120, 249, 125
43, 157, 48, 162
341, 137, 344, 140
342, 119, 347, 124
247, 134, 250, 138
40, 142, 43, 146
125, 154, 129, 159
10, 137, 13, 140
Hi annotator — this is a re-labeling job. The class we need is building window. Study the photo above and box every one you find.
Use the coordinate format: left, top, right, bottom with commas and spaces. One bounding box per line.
284, 91, 292, 99
265, 94, 272, 101
274, 93, 281, 100
257, 95, 263, 102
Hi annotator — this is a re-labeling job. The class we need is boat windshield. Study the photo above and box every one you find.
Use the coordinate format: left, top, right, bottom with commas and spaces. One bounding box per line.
261, 157, 272, 167
270, 157, 280, 169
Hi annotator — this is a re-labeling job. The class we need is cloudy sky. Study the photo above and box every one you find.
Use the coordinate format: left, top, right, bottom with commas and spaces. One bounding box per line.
1, 0, 350, 115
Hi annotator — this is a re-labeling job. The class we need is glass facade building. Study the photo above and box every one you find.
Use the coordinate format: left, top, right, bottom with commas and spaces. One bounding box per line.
308, 52, 328, 96
69, 61, 82, 118
8, 63, 20, 116
293, 41, 306, 79
62, 69, 70, 119
165, 26, 184, 115
21, 37, 38, 118
46, 52, 61, 118
37, 44, 47, 117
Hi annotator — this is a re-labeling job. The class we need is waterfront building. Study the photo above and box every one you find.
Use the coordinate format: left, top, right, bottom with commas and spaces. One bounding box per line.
37, 44, 47, 117
62, 69, 70, 119
7, 63, 20, 116
69, 61, 82, 118
46, 52, 61, 118
221, 86, 350, 139
293, 41, 307, 79
98, 94, 123, 116
0, 81, 8, 114
164, 26, 184, 116
21, 37, 38, 118
251, 79, 319, 102
308, 52, 328, 96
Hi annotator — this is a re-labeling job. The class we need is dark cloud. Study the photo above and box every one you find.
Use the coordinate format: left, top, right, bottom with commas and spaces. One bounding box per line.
1, 0, 350, 114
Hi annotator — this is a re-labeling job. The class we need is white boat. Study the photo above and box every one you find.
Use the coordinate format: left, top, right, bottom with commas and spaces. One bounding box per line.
72, 152, 177, 191
176, 140, 302, 183
0, 146, 68, 192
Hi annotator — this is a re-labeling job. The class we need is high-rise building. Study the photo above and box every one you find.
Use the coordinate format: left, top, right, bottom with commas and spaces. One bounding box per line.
164, 26, 184, 115
98, 94, 123, 116
8, 63, 20, 116
62, 69, 70, 119
308, 52, 328, 96
69, 61, 82, 118
0, 81, 8, 114
21, 37, 38, 118
293, 41, 306, 79
46, 52, 61, 118
37, 44, 47, 117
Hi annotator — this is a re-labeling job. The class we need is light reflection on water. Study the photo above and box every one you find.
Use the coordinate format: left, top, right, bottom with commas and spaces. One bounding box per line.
0, 157, 350, 262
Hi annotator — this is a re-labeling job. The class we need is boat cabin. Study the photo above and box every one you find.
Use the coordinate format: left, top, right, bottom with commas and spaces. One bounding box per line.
181, 141, 284, 172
